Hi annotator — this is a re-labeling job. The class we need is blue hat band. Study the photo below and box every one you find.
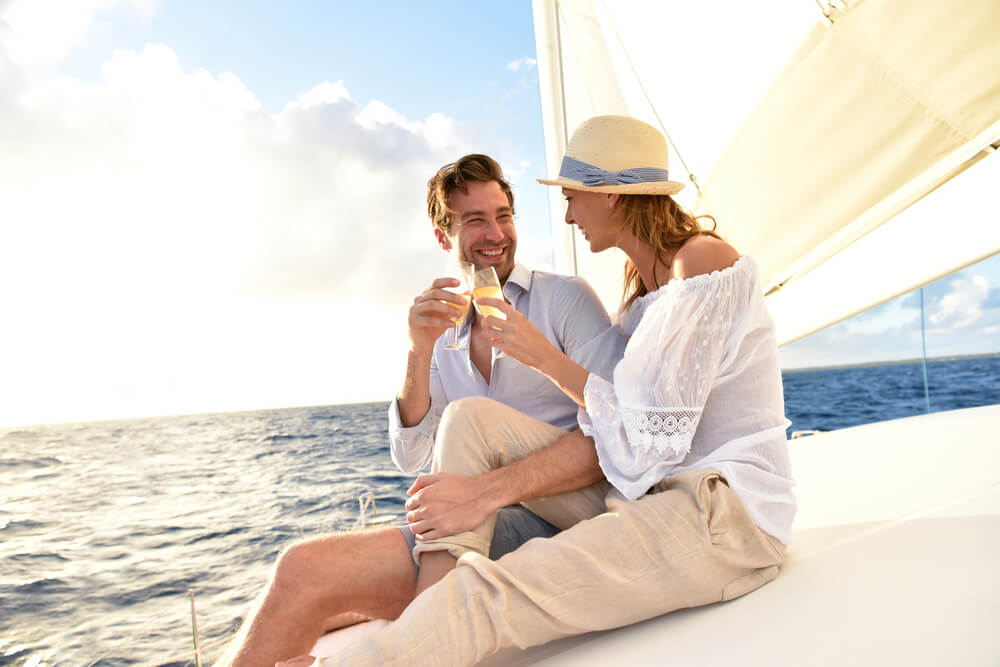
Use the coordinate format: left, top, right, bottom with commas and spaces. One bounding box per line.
559, 155, 670, 187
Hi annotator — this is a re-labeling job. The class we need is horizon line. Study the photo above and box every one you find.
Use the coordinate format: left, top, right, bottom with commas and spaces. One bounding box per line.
781, 350, 1000, 373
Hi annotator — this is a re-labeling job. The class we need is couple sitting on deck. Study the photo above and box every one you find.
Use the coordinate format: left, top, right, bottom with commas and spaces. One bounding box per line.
216, 115, 797, 667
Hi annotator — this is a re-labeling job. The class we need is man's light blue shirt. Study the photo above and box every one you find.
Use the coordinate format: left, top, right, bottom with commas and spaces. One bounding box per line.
388, 263, 626, 473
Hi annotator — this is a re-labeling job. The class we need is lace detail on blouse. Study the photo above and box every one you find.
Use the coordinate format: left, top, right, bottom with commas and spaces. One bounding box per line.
621, 406, 702, 456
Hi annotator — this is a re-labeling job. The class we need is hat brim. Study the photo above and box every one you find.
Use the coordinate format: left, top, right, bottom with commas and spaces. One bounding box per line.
537, 176, 684, 195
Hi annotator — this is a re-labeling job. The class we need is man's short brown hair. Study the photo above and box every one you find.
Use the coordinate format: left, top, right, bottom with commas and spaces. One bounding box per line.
427, 154, 515, 234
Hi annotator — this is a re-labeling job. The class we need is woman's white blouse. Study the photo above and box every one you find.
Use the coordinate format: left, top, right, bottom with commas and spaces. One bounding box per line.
578, 256, 797, 543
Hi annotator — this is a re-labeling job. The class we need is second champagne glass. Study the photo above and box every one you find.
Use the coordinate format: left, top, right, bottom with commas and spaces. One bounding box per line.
441, 260, 474, 351
472, 266, 507, 356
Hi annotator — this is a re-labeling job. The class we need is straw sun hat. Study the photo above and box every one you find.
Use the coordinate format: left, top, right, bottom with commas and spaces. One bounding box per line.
537, 115, 684, 195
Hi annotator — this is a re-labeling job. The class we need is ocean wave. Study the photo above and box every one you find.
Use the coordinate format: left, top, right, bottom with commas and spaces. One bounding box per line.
183, 526, 247, 546
0, 518, 47, 534
0, 645, 34, 666
98, 576, 202, 607
262, 432, 320, 442
4, 577, 73, 596
8, 551, 70, 563
0, 455, 63, 469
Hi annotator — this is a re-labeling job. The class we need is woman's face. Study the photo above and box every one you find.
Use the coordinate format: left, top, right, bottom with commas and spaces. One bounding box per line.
562, 188, 620, 253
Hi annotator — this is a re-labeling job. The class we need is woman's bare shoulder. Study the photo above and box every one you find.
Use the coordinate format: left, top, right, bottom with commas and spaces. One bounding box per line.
672, 235, 740, 280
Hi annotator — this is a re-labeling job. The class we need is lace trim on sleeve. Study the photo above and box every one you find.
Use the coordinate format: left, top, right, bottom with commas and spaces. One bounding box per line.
620, 405, 702, 457
586, 374, 702, 459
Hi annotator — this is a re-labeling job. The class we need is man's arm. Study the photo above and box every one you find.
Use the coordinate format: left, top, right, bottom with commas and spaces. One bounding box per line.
396, 346, 435, 428
388, 359, 445, 473
388, 277, 467, 473
398, 276, 464, 425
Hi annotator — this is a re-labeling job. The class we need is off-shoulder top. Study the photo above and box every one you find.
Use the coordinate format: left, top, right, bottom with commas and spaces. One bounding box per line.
578, 256, 796, 543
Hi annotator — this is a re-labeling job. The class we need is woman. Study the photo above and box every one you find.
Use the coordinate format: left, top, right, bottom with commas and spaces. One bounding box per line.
326, 115, 796, 666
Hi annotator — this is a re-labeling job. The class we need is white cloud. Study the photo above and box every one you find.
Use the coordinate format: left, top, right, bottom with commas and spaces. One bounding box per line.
356, 99, 418, 131
0, 0, 156, 66
0, 37, 487, 426
282, 79, 351, 112
504, 159, 532, 181
840, 297, 917, 336
928, 275, 990, 331
506, 56, 537, 72
780, 272, 1000, 370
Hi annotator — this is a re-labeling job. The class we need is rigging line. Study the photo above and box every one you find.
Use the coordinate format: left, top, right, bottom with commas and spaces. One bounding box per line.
920, 288, 931, 413
553, 0, 578, 276
143, 633, 237, 667
190, 590, 203, 667
813, 0, 832, 21
814, 0, 850, 25
598, 0, 702, 198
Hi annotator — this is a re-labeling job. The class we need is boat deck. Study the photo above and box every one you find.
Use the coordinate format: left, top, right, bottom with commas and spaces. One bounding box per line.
479, 404, 1000, 665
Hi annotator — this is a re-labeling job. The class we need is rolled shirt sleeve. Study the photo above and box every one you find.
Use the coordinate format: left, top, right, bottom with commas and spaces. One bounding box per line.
387, 355, 447, 474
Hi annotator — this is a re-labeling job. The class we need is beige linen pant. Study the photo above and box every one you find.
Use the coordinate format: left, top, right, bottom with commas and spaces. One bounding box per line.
326, 397, 785, 667
411, 396, 611, 562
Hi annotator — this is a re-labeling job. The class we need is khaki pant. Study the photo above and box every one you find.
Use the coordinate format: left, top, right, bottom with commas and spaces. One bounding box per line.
326, 397, 785, 667
412, 396, 611, 562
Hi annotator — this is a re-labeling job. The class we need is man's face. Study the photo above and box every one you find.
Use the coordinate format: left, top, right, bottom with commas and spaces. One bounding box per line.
437, 179, 517, 282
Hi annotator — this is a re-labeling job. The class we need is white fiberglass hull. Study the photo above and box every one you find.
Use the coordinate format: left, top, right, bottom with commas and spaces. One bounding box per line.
476, 403, 1000, 666
313, 404, 999, 665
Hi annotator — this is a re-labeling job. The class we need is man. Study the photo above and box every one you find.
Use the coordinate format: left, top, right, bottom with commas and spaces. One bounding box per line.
216, 154, 624, 666
393, 154, 624, 594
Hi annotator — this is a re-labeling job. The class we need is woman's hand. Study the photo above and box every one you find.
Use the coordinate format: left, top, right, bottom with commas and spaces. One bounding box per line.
476, 296, 591, 408
475, 297, 560, 372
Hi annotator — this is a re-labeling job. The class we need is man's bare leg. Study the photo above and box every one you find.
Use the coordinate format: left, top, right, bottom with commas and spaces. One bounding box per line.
215, 527, 416, 667
414, 550, 457, 597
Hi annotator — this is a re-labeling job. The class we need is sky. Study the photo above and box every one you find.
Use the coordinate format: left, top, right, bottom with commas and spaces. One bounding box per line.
0, 0, 997, 428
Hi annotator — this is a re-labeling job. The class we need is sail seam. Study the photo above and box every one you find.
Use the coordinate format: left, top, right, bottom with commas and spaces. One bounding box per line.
835, 6, 973, 144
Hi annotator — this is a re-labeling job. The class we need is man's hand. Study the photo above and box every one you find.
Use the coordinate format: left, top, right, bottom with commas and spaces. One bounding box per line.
408, 277, 469, 352
405, 472, 496, 541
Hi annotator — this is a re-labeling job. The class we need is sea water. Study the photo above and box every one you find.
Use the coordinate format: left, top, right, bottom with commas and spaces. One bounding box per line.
2, 356, 998, 665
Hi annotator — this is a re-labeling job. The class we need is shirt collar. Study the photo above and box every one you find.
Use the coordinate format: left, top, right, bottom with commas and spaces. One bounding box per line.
503, 263, 532, 300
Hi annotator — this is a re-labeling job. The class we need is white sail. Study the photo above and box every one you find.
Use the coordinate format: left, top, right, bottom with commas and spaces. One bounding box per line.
464, 4, 1000, 666
533, 0, 1000, 344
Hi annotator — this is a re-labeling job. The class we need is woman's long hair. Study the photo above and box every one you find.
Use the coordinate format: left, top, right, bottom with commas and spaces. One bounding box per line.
617, 194, 720, 312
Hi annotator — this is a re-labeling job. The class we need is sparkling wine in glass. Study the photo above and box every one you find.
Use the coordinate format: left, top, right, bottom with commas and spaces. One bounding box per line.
472, 266, 507, 357
441, 260, 474, 351
472, 266, 506, 320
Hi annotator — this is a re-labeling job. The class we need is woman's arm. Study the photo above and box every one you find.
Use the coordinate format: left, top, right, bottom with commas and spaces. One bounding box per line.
474, 297, 591, 407
404, 428, 603, 541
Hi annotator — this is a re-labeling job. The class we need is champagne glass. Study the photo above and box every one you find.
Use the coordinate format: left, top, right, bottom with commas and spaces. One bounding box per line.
472, 266, 507, 357
441, 260, 474, 351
